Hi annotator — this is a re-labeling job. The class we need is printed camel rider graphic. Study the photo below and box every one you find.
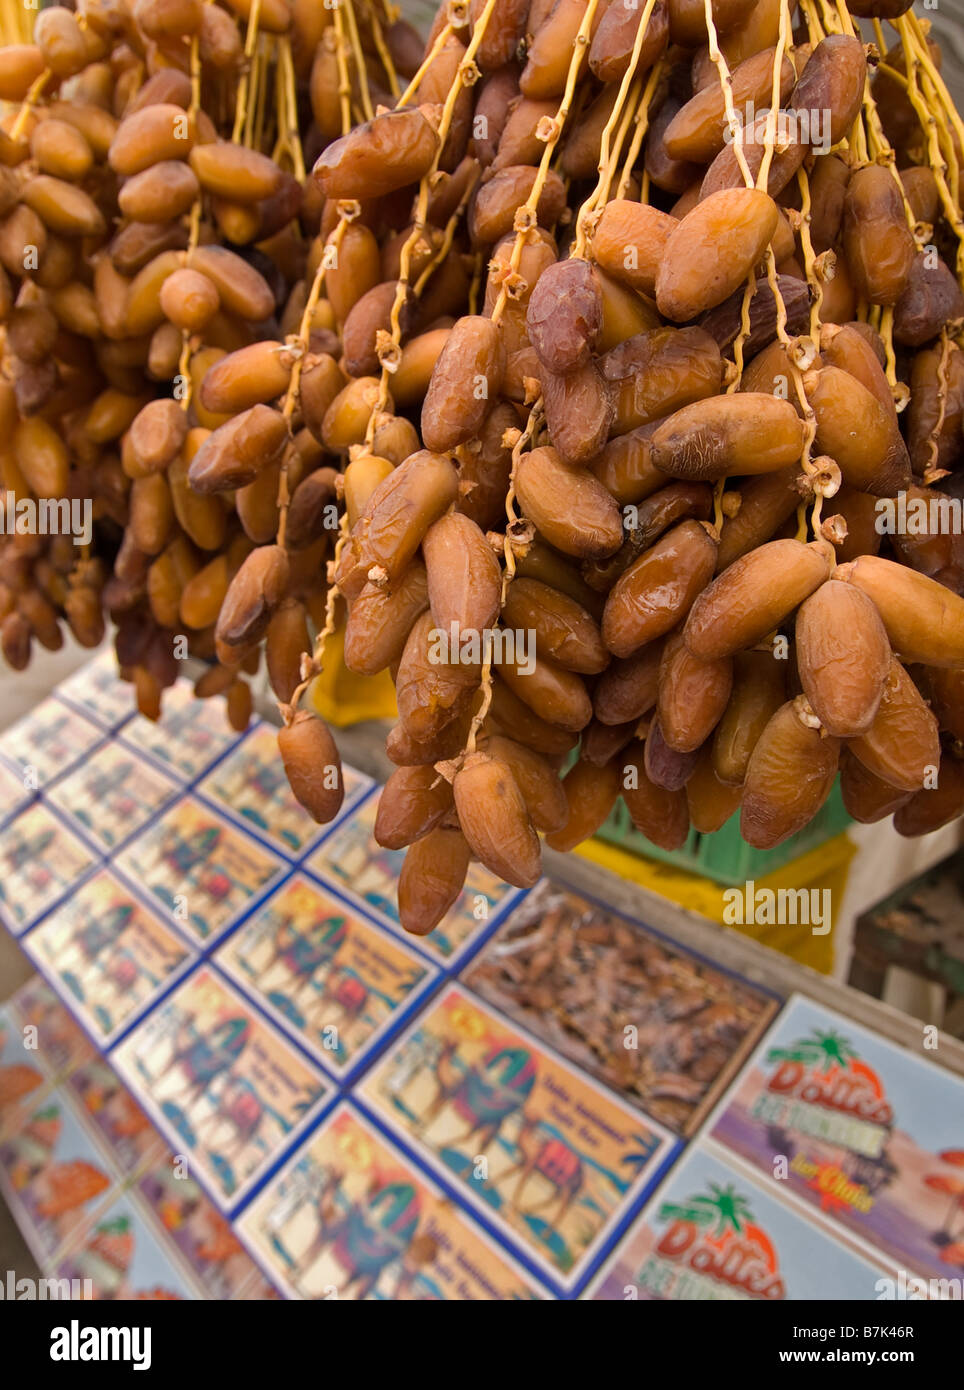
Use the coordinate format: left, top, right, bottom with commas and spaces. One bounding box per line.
4, 828, 55, 873
305, 967, 369, 1038
251, 909, 348, 1008
157, 1013, 251, 1126
292, 1171, 426, 1299
153, 825, 234, 908
418, 1040, 584, 1224
192, 1073, 266, 1166
84, 759, 141, 817
30, 712, 69, 754
152, 824, 222, 880
62, 895, 181, 1016
220, 757, 288, 806
89, 946, 165, 1016
59, 903, 134, 976
60, 898, 181, 1015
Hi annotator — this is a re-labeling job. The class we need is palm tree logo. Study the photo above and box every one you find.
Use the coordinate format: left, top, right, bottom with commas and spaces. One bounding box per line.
659, 1182, 754, 1239
767, 1028, 858, 1074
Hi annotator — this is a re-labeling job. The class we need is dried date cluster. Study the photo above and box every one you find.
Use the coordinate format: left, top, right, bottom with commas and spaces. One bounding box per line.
1, 0, 964, 936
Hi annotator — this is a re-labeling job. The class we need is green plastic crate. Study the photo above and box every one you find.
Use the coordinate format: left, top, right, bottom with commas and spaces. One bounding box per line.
594, 778, 852, 887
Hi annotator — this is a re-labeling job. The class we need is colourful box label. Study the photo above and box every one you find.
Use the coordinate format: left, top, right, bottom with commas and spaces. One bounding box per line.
0, 1089, 117, 1264
0, 1003, 54, 1143
9, 978, 96, 1082
119, 680, 239, 781
27, 870, 195, 1043
56, 651, 137, 731
115, 798, 287, 947
66, 1058, 166, 1179
139, 1154, 283, 1300
587, 1144, 888, 1301
359, 986, 675, 1288
215, 876, 437, 1075
112, 966, 331, 1210
239, 1102, 545, 1300
306, 796, 521, 963
0, 759, 36, 825
0, 698, 104, 787
0, 804, 97, 935
50, 743, 180, 854
198, 723, 372, 859
57, 1193, 200, 1300
710, 993, 964, 1284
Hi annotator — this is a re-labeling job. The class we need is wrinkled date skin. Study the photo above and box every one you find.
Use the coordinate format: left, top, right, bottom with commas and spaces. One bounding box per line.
453, 752, 542, 888
621, 739, 691, 850
790, 35, 867, 147
540, 359, 614, 466
313, 106, 439, 200
842, 164, 916, 306
741, 701, 841, 849
343, 562, 430, 677
848, 657, 941, 792
712, 649, 786, 785
502, 577, 608, 674
396, 610, 480, 742
601, 327, 722, 434
602, 519, 718, 658
526, 259, 603, 376
650, 393, 806, 481
684, 539, 833, 659
351, 450, 460, 587
658, 632, 734, 753
656, 189, 779, 321
515, 445, 624, 558
795, 580, 891, 737
422, 315, 506, 452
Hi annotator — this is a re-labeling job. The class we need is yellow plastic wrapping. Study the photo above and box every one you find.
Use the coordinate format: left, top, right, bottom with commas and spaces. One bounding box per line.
307, 622, 397, 727
574, 832, 857, 976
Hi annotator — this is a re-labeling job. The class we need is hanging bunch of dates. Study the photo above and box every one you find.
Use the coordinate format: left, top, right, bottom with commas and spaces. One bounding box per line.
1, 0, 964, 936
